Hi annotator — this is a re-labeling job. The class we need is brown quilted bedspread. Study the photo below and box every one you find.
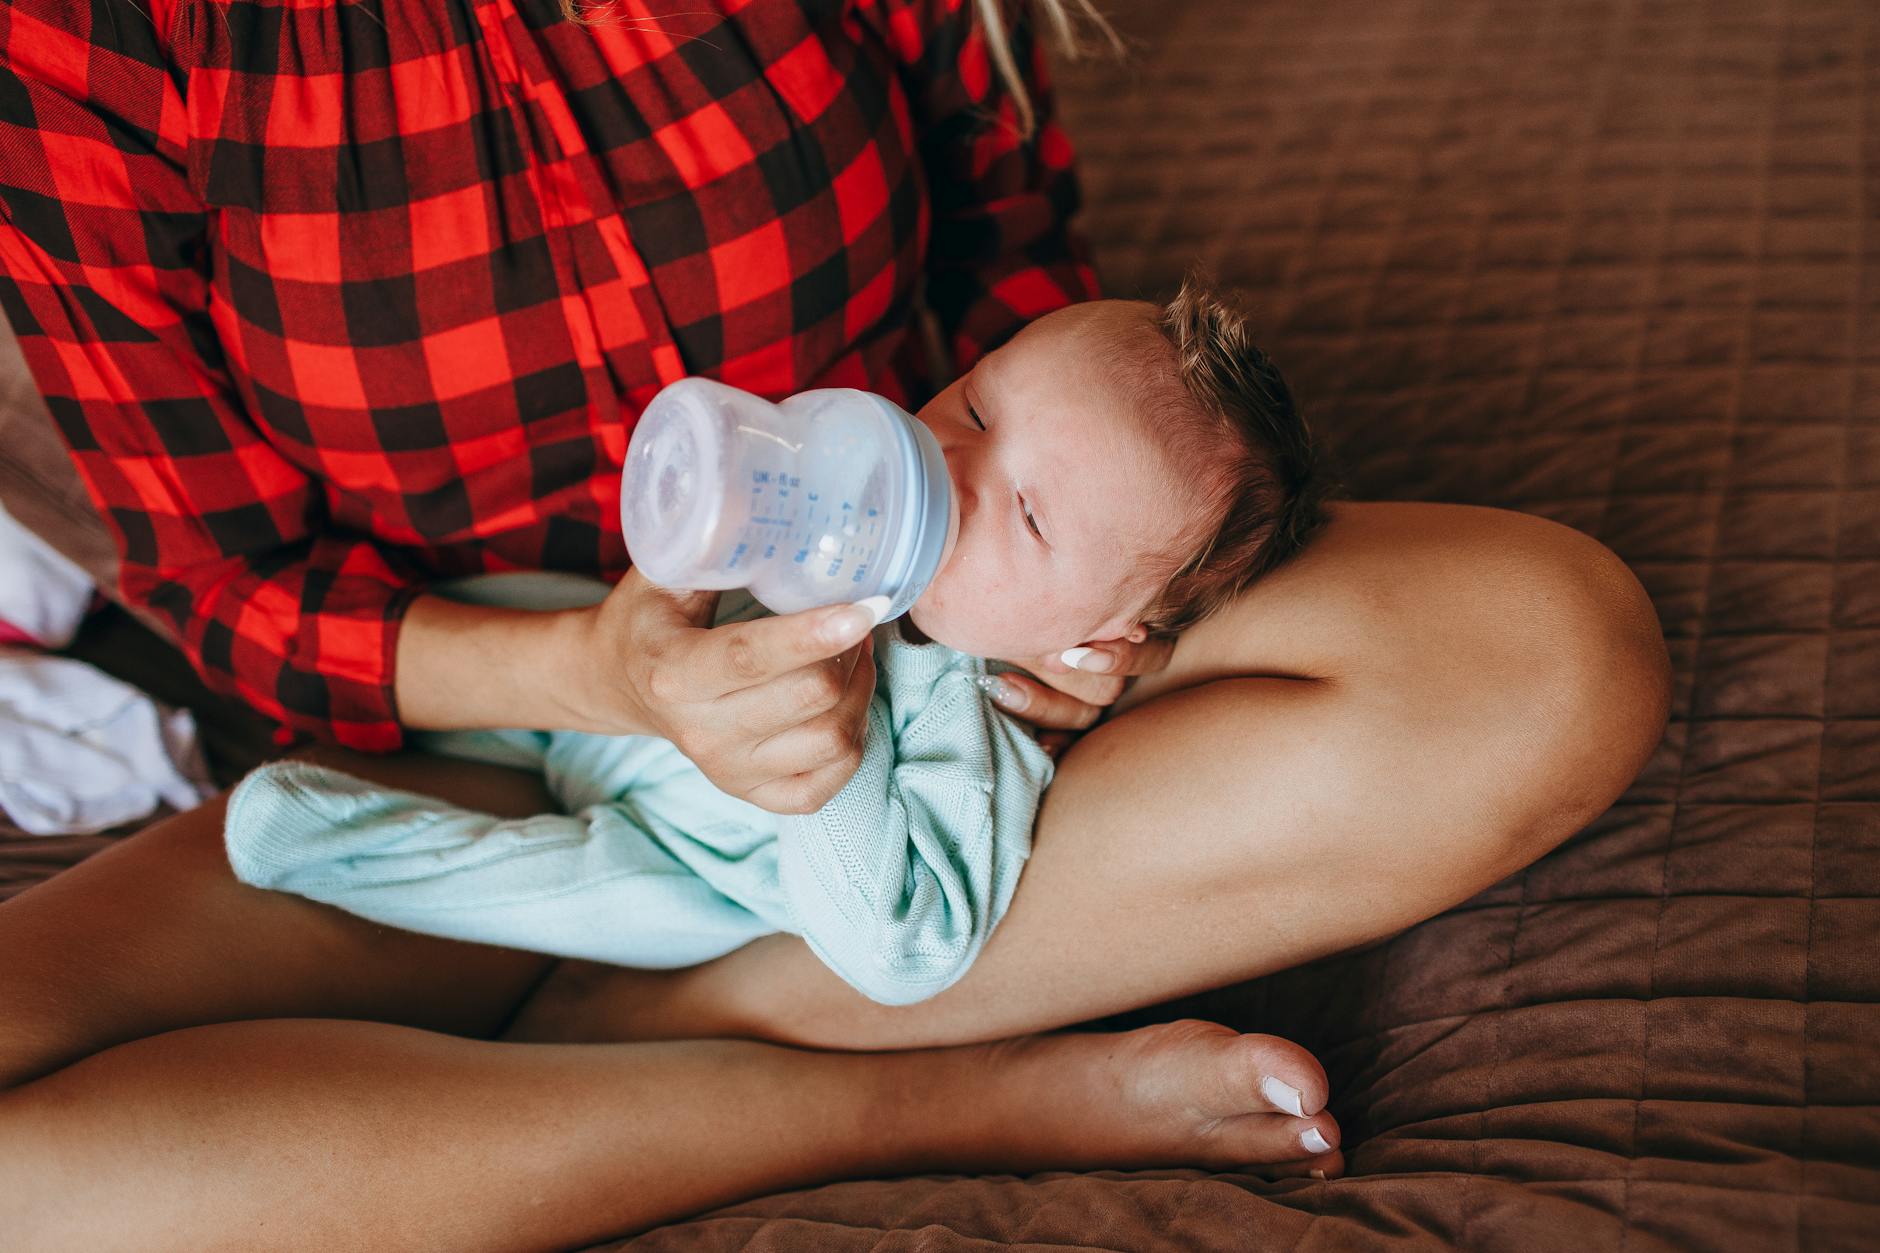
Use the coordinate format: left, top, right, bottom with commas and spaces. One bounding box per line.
621, 0, 1880, 1247
2, 0, 1874, 1247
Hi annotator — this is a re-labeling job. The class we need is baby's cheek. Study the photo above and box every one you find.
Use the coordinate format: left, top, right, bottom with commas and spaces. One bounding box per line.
912, 562, 1022, 654
954, 592, 1065, 660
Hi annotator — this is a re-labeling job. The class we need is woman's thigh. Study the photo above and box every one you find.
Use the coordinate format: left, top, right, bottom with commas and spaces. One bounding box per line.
555, 500, 1671, 1049
0, 748, 558, 1089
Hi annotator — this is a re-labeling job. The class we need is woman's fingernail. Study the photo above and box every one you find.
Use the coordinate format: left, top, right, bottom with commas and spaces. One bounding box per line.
974, 674, 1028, 711
1300, 1127, 1332, 1155
1060, 646, 1113, 673
824, 596, 891, 644
1310, 1169, 1327, 1181
1260, 1076, 1306, 1118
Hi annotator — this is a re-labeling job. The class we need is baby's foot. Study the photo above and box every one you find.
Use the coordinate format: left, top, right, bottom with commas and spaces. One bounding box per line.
920, 1018, 1343, 1179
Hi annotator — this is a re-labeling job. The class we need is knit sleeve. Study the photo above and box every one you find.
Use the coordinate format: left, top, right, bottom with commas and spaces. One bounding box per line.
775, 628, 1054, 1005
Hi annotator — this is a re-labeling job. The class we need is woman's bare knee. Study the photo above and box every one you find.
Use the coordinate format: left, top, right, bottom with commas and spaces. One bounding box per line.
1136, 501, 1668, 826
0, 752, 562, 1091
1496, 517, 1671, 855
0, 805, 233, 1091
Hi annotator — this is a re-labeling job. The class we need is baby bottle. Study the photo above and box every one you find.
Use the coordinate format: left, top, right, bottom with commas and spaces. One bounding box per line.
620, 378, 960, 621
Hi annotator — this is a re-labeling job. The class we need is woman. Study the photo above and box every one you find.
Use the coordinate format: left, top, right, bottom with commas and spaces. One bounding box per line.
0, 0, 1670, 1245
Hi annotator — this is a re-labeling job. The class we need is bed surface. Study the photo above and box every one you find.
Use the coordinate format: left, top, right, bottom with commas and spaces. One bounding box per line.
1, 0, 1874, 1247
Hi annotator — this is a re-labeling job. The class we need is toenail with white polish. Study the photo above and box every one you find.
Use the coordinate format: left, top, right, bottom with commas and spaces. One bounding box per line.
1300, 1127, 1332, 1155
1260, 1075, 1306, 1118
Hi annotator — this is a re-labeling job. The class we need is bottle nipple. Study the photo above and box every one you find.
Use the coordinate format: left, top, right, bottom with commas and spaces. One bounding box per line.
936, 471, 961, 575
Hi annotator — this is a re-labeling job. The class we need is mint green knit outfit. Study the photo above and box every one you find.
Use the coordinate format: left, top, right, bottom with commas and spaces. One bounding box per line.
224, 573, 1053, 1006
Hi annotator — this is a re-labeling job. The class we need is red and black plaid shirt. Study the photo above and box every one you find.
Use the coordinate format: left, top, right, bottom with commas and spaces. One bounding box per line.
0, 0, 1096, 749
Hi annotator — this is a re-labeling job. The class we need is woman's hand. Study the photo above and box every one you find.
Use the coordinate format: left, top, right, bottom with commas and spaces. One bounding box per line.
980, 627, 1178, 759
568, 568, 884, 815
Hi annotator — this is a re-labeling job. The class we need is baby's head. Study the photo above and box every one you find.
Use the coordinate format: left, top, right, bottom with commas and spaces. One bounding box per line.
907, 276, 1332, 661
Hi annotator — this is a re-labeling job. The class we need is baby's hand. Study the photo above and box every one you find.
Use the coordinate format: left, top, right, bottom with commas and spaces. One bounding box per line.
979, 627, 1177, 758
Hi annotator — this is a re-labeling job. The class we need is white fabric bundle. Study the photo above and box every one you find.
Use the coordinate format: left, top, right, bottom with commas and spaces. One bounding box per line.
0, 649, 214, 835
0, 497, 93, 649
0, 498, 214, 833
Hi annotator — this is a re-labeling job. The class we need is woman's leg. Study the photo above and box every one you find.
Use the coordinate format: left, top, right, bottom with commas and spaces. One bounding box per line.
509, 501, 1673, 1050
1, 1019, 1343, 1248
0, 747, 559, 1089
0, 748, 1341, 1246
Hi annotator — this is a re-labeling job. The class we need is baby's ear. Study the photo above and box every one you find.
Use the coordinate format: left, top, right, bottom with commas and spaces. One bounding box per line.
1092, 614, 1148, 644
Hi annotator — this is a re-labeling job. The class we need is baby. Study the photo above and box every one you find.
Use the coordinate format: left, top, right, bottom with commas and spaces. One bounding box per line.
224, 277, 1329, 1006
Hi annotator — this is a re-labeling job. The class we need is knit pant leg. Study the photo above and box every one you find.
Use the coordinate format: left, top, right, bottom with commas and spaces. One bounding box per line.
224, 760, 771, 968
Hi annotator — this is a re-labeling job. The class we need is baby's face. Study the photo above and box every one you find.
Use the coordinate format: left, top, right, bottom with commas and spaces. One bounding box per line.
907, 301, 1203, 661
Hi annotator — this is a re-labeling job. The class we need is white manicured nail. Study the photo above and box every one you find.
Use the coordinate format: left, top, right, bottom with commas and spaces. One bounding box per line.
824, 598, 884, 645
973, 674, 1027, 711
1300, 1127, 1332, 1155
1060, 646, 1112, 672
1260, 1075, 1306, 1118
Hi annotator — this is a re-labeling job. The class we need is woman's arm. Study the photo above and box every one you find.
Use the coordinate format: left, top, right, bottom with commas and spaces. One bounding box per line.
0, 2, 426, 749
0, 7, 883, 810
393, 594, 609, 734
399, 568, 888, 813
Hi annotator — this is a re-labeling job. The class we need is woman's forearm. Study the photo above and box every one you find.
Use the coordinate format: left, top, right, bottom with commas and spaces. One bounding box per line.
393, 594, 633, 735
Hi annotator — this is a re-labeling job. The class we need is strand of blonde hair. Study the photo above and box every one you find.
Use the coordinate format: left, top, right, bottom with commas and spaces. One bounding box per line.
972, 0, 1122, 137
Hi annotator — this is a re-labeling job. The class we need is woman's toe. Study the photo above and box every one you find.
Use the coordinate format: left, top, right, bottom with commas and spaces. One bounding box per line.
1262, 1148, 1347, 1181
1205, 1107, 1342, 1168
1114, 1020, 1343, 1172
1215, 1028, 1329, 1119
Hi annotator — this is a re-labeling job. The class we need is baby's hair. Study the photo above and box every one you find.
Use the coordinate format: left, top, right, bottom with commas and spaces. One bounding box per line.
1129, 274, 1336, 637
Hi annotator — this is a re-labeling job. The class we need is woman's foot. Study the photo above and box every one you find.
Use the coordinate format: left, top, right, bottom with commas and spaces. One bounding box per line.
900, 1018, 1343, 1179
508, 969, 1346, 1178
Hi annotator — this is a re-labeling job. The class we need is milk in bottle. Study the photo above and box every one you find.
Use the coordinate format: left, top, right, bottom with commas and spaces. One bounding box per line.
621, 378, 959, 621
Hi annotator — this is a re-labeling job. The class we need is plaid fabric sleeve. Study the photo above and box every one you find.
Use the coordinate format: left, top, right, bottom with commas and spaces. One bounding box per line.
863, 0, 1102, 373
0, 2, 419, 751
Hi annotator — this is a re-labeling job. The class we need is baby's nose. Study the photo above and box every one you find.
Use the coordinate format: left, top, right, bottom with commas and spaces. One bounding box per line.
940, 442, 968, 498
946, 458, 978, 518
